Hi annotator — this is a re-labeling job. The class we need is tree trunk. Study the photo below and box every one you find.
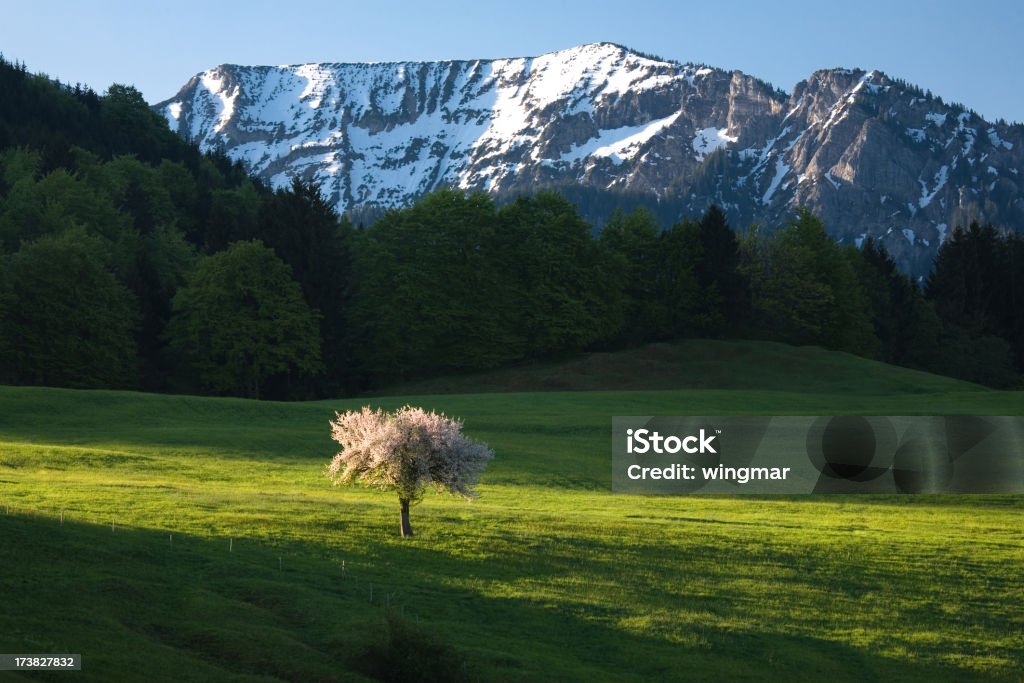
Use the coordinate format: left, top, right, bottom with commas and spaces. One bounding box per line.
399, 498, 413, 538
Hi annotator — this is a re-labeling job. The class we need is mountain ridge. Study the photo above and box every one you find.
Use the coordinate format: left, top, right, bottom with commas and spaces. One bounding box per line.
156, 42, 1024, 274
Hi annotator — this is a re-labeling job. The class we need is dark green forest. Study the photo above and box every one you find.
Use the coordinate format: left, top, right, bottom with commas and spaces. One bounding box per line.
1, 55, 1022, 399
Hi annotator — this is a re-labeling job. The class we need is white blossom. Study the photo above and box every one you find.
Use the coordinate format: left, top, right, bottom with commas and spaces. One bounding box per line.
326, 405, 494, 504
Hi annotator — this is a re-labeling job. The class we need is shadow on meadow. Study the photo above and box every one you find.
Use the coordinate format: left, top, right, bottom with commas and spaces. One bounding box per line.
0, 511, 1013, 682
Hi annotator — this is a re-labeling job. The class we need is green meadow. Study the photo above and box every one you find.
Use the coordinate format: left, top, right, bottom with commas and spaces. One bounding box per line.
1, 342, 1022, 681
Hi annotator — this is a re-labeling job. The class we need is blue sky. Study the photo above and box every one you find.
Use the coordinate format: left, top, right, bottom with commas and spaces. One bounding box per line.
2, 0, 1022, 122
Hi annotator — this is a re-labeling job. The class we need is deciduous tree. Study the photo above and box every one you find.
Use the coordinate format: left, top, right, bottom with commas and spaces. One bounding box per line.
326, 405, 494, 538
166, 240, 321, 398
0, 229, 139, 388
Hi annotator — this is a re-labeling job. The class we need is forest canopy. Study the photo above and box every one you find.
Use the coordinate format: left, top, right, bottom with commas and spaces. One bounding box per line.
1, 55, 1021, 397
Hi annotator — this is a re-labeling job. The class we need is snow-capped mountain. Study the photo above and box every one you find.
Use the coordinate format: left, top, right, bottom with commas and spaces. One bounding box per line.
157, 42, 1024, 274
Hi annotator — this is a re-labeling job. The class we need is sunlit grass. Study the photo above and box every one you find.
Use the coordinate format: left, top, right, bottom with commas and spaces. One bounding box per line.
1, 381, 1022, 681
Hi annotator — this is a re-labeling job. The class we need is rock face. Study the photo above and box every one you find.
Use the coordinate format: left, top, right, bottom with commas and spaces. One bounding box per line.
156, 42, 1024, 274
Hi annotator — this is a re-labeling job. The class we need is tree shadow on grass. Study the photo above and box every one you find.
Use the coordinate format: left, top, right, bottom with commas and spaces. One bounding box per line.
0, 512, 1015, 682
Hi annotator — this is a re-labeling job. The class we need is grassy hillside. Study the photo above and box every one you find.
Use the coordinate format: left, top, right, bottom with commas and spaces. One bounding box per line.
372, 339, 986, 395
0, 370, 1022, 680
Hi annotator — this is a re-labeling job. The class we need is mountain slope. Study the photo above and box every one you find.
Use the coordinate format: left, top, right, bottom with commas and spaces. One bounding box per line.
157, 43, 1024, 274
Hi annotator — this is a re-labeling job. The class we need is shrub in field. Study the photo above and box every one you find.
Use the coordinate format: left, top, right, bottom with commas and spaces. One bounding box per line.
349, 609, 470, 683
326, 405, 494, 537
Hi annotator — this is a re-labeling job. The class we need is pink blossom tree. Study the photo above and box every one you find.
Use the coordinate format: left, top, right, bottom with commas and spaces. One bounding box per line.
326, 405, 494, 537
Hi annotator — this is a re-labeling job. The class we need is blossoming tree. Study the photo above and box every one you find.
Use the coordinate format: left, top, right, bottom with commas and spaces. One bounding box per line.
326, 405, 494, 537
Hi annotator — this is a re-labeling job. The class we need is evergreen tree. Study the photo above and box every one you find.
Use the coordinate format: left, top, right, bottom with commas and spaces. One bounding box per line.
996, 233, 1024, 371
206, 181, 261, 252
598, 206, 663, 344
855, 238, 939, 367
693, 204, 750, 336
925, 222, 1000, 338
495, 191, 624, 358
925, 222, 1021, 383
127, 224, 197, 390
742, 210, 877, 356
651, 218, 704, 339
257, 178, 353, 391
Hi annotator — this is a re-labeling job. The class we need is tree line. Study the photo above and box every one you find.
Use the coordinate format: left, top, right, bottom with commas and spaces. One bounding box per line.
0, 55, 1021, 398
344, 195, 1023, 390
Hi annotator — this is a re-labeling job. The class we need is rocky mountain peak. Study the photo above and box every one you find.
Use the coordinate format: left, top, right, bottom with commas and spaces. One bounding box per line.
156, 44, 1024, 274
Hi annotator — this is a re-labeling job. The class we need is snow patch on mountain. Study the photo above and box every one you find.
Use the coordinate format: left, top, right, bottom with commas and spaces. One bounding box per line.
919, 165, 949, 208
906, 127, 925, 142
199, 71, 237, 135
692, 127, 737, 159
987, 127, 1014, 150
564, 112, 682, 165
763, 159, 790, 204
